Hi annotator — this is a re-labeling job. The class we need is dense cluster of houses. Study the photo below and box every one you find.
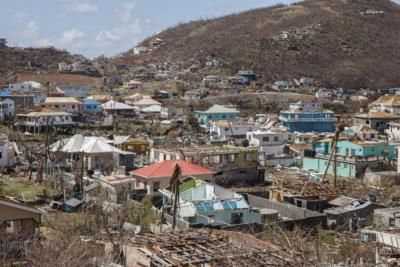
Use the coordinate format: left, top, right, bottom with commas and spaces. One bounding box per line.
0, 80, 171, 132
5, 75, 400, 265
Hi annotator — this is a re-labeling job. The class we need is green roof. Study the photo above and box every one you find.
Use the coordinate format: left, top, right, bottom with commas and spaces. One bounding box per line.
179, 177, 201, 192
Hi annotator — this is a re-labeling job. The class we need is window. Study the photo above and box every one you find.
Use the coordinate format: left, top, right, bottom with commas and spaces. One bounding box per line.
231, 212, 243, 224
0, 152, 2, 159
228, 154, 235, 163
274, 136, 279, 142
245, 153, 253, 161
343, 163, 348, 168
371, 134, 375, 139
153, 182, 160, 192
263, 136, 269, 142
224, 128, 229, 132
390, 218, 395, 227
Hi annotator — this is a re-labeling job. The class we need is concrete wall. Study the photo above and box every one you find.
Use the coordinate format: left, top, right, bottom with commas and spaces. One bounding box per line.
185, 209, 262, 226
374, 209, 400, 228
303, 157, 357, 178
325, 202, 385, 228
363, 171, 400, 187
246, 194, 326, 228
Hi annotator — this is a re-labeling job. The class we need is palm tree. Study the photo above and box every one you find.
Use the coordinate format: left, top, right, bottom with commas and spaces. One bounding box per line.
169, 163, 181, 230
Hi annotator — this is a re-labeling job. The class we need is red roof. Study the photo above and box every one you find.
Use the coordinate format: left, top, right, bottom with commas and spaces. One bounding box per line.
130, 160, 215, 179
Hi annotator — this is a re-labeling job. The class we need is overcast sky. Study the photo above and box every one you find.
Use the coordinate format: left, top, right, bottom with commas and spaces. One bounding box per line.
1, 0, 399, 58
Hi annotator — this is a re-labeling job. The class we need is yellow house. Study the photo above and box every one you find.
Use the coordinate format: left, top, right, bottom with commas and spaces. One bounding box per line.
114, 135, 150, 154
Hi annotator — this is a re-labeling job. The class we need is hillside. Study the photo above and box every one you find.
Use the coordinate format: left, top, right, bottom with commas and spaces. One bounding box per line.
0, 45, 78, 84
116, 0, 400, 89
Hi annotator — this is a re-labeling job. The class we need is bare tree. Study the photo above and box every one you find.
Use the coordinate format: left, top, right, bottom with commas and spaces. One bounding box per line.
169, 163, 181, 230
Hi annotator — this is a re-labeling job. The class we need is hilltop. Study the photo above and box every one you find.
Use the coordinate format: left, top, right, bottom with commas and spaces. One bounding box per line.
0, 45, 79, 84
115, 0, 400, 89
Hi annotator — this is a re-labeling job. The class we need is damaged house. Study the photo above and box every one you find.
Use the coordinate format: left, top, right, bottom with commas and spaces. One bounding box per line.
150, 145, 260, 185
303, 138, 397, 179
50, 134, 135, 174
159, 177, 262, 226
0, 196, 47, 244
0, 134, 20, 168
247, 127, 298, 167
130, 160, 215, 195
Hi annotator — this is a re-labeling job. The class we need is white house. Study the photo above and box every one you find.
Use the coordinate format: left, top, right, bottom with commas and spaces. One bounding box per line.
343, 125, 379, 141
272, 80, 293, 91
133, 46, 149, 55
386, 122, 400, 142
202, 75, 221, 86
102, 100, 136, 116
55, 85, 92, 98
16, 111, 75, 133
132, 97, 162, 109
0, 99, 15, 121
209, 120, 257, 141
7, 81, 45, 106
247, 128, 293, 155
0, 134, 20, 167
370, 95, 400, 115
316, 88, 334, 99
247, 128, 299, 167
8, 81, 42, 92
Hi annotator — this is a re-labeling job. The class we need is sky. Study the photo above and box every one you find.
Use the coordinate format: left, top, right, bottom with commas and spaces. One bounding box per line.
0, 0, 301, 58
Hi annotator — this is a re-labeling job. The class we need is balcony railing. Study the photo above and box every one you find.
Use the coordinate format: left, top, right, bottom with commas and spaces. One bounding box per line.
279, 116, 336, 122
313, 152, 386, 162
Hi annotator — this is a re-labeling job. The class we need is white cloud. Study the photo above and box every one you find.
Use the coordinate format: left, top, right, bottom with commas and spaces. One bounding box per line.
17, 21, 39, 40
65, 2, 98, 14
96, 30, 121, 42
13, 12, 27, 21
34, 38, 54, 47
59, 29, 85, 46
95, 1, 142, 48
114, 18, 142, 37
121, 1, 136, 23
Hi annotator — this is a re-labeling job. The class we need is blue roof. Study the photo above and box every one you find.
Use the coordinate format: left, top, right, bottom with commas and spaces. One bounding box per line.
0, 89, 10, 96
83, 98, 101, 104
194, 199, 247, 212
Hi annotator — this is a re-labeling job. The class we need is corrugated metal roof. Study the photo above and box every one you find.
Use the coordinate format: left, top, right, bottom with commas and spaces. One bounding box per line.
45, 97, 81, 103
131, 160, 215, 179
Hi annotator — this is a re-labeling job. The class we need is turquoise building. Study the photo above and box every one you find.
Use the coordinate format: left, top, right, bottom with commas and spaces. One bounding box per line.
279, 102, 336, 132
303, 139, 397, 179
83, 98, 102, 113
194, 104, 239, 127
